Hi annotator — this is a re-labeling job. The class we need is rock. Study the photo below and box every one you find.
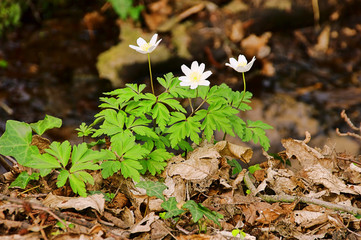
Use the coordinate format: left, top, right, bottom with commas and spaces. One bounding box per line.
96, 23, 172, 87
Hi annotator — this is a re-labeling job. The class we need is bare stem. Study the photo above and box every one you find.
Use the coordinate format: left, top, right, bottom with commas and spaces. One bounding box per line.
147, 53, 155, 95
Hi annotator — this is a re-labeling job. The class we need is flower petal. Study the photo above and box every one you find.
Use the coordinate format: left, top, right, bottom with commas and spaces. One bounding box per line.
136, 37, 147, 47
243, 56, 256, 72
198, 63, 205, 74
191, 61, 199, 72
200, 70, 212, 81
198, 80, 210, 86
149, 34, 158, 45
238, 54, 247, 64
181, 64, 191, 76
229, 58, 238, 68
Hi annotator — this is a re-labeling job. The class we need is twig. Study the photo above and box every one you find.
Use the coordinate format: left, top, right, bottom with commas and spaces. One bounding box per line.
336, 128, 361, 141
340, 110, 360, 131
243, 172, 361, 216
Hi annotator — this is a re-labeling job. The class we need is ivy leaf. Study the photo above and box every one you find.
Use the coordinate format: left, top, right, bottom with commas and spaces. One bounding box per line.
161, 197, 185, 219
136, 181, 167, 201
139, 149, 172, 175
9, 171, 39, 189
182, 200, 224, 227
30, 115, 62, 135
0, 120, 40, 166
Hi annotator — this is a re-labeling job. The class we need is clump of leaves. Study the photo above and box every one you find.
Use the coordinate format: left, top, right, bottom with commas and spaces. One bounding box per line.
83, 73, 272, 182
137, 181, 224, 228
0, 115, 114, 197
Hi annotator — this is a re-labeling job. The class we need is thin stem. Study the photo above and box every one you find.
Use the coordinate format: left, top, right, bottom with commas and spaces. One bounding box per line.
189, 98, 194, 114
224, 72, 247, 141
147, 53, 155, 95
237, 72, 247, 109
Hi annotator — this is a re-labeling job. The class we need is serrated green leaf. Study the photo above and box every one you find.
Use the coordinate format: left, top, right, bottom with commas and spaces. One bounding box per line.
101, 160, 121, 179
136, 181, 167, 201
161, 197, 185, 219
120, 159, 142, 182
9, 171, 39, 189
0, 120, 40, 166
27, 153, 61, 169
182, 200, 223, 227
140, 149, 171, 175
76, 122, 95, 137
69, 173, 87, 197
30, 115, 62, 135
57, 169, 70, 188
45, 141, 71, 167
158, 93, 186, 113
152, 102, 170, 131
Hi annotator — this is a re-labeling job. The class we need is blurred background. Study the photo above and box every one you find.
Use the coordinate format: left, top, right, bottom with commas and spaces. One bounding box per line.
0, 0, 360, 161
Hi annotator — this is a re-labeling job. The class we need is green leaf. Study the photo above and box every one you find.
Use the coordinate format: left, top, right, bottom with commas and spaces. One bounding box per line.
139, 149, 172, 175
200, 103, 237, 142
136, 181, 167, 201
158, 93, 186, 113
111, 133, 149, 160
152, 102, 170, 131
45, 141, 71, 167
9, 172, 39, 189
245, 120, 273, 151
101, 160, 121, 179
0, 120, 40, 165
57, 169, 70, 188
182, 200, 223, 227
30, 115, 62, 135
107, 0, 133, 20
248, 164, 262, 174
69, 173, 87, 197
76, 122, 95, 137
93, 109, 127, 137
227, 159, 243, 176
161, 197, 185, 219
120, 159, 142, 182
26, 153, 61, 169
166, 115, 201, 148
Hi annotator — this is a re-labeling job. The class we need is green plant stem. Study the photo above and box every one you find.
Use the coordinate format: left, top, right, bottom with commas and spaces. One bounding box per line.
147, 53, 155, 95
189, 98, 194, 113
223, 72, 247, 140
237, 72, 247, 109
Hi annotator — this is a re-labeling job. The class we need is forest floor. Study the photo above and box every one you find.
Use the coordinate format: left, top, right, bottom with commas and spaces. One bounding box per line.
1, 0, 361, 239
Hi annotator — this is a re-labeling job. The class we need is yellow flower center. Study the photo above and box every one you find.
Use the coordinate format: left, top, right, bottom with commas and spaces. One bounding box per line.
190, 72, 200, 82
141, 43, 151, 51
237, 61, 247, 67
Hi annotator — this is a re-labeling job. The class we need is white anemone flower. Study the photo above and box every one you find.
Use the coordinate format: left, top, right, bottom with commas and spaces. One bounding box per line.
179, 61, 212, 89
225, 54, 256, 73
129, 33, 162, 54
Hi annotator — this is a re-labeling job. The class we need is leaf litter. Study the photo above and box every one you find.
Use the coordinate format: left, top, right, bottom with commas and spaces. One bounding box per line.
1, 129, 361, 239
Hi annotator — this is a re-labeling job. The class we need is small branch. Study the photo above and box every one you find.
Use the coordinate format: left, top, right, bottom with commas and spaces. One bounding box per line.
243, 172, 361, 216
340, 110, 360, 131
336, 128, 361, 141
